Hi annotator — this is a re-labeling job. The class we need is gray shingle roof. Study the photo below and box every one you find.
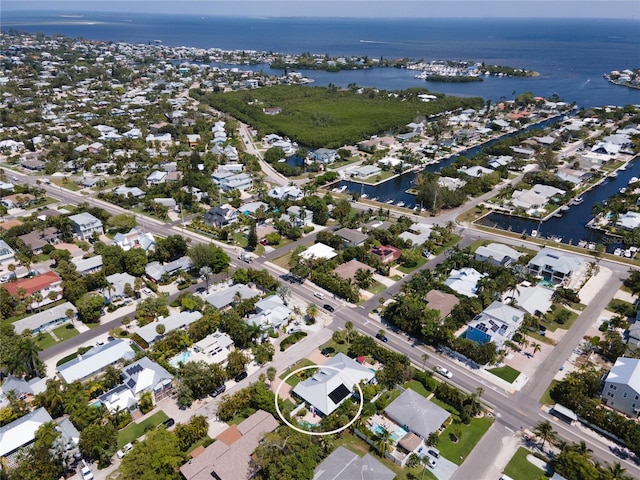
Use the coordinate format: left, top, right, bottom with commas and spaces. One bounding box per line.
384, 388, 450, 439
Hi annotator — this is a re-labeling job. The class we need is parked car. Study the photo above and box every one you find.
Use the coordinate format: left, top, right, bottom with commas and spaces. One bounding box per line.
116, 442, 133, 459
210, 384, 226, 398
142, 288, 152, 295
234, 371, 248, 382
375, 333, 388, 343
162, 418, 175, 428
323, 304, 335, 312
80, 461, 94, 480
313, 292, 324, 299
435, 365, 452, 379
427, 448, 440, 458
107, 336, 115, 342
424, 456, 436, 468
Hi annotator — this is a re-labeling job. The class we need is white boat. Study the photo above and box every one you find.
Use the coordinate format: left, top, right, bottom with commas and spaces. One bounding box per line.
619, 187, 627, 194
629, 177, 639, 185
396, 201, 405, 207
386, 199, 394, 204
361, 193, 368, 199
587, 242, 596, 250
531, 230, 538, 238
278, 158, 287, 163
614, 248, 623, 256
577, 240, 588, 248
572, 197, 584, 205
624, 249, 633, 258
550, 235, 563, 243
610, 171, 618, 178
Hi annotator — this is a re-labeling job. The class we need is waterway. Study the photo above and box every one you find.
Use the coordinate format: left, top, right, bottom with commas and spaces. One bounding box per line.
478, 156, 640, 253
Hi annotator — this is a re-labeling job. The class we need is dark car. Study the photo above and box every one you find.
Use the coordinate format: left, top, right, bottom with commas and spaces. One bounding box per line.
375, 333, 388, 343
210, 384, 227, 398
107, 336, 115, 342
162, 418, 175, 428
323, 304, 335, 312
234, 371, 248, 382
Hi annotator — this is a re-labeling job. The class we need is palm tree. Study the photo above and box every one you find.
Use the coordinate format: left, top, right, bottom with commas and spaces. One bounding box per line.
345, 321, 354, 345
266, 367, 277, 387
306, 303, 319, 324
200, 266, 212, 293
374, 427, 393, 458
530, 342, 542, 357
422, 353, 430, 370
607, 461, 633, 480
532, 420, 556, 452
32, 292, 43, 312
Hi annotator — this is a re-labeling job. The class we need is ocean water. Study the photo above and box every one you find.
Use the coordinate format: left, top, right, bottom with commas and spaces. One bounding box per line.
2, 12, 640, 107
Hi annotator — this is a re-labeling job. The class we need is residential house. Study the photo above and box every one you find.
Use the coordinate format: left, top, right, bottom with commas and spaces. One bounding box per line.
136, 311, 203, 346
474, 243, 523, 267
186, 134, 201, 147
239, 201, 268, 217
283, 205, 314, 228
399, 223, 432, 246
488, 155, 514, 169
300, 243, 338, 261
616, 212, 640, 231
466, 301, 525, 350
370, 245, 402, 264
99, 357, 173, 412
69, 212, 104, 241
17, 227, 60, 254
527, 247, 584, 285
459, 165, 493, 178
0, 375, 46, 407
511, 184, 565, 211
71, 255, 103, 275
268, 185, 304, 201
556, 167, 591, 187
444, 267, 486, 297
510, 146, 535, 159
193, 331, 234, 365
105, 272, 136, 300
591, 142, 620, 156
113, 228, 156, 252
350, 165, 382, 179
438, 176, 466, 190
334, 228, 368, 247
4, 271, 62, 306
179, 410, 279, 480
293, 353, 375, 416
246, 295, 292, 330
0, 240, 15, 265
154, 198, 178, 211
220, 173, 253, 192
310, 148, 338, 164
0, 408, 54, 468
512, 284, 554, 316
625, 321, 640, 348
263, 106, 282, 115
146, 170, 167, 186
333, 259, 374, 283
385, 388, 450, 441
57, 339, 136, 383
1, 193, 35, 209
204, 284, 259, 310
144, 256, 192, 283
203, 204, 238, 228
601, 357, 640, 417
312, 446, 395, 480
146, 133, 172, 144
424, 290, 459, 319
77, 176, 101, 188
113, 186, 146, 198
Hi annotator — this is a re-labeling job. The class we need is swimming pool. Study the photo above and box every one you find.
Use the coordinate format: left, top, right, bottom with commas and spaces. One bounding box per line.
370, 423, 409, 443
538, 279, 556, 288
169, 349, 193, 367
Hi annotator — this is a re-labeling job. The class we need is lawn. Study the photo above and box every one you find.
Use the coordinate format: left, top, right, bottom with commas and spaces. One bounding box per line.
318, 339, 349, 356
396, 256, 427, 274
361, 171, 396, 184
403, 380, 431, 398
53, 324, 79, 342
502, 447, 545, 480
366, 281, 387, 295
280, 358, 316, 387
35, 332, 56, 350
117, 410, 169, 448
488, 365, 521, 384
272, 250, 295, 269
542, 306, 578, 331
539, 380, 559, 405
437, 415, 494, 465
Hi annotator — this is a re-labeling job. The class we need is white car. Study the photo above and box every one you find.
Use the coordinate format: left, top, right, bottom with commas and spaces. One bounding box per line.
116, 442, 133, 459
435, 365, 452, 379
80, 465, 94, 480
424, 455, 437, 468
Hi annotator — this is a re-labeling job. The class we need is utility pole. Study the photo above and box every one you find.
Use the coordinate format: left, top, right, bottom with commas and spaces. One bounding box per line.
432, 188, 438, 214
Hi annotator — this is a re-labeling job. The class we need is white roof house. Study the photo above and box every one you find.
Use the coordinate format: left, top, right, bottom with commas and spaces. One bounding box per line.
204, 284, 259, 310
113, 228, 156, 251
385, 388, 450, 440
193, 331, 234, 365
246, 295, 292, 330
466, 301, 525, 350
293, 353, 375, 416
313, 446, 395, 480
105, 272, 136, 299
12, 301, 77, 335
0, 407, 53, 461
300, 243, 338, 261
511, 184, 565, 211
71, 255, 103, 275
512, 284, 554, 316
398, 223, 432, 246
444, 268, 486, 297
527, 248, 585, 285
136, 311, 203, 345
57, 339, 135, 383
268, 185, 304, 201
616, 212, 640, 231
0, 240, 15, 265
475, 243, 523, 267
0, 376, 47, 408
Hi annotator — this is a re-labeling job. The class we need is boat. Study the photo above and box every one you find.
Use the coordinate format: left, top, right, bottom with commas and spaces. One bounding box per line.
550, 235, 563, 243
610, 171, 618, 178
386, 199, 394, 204
361, 193, 368, 199
587, 242, 596, 250
620, 164, 627, 171
577, 240, 588, 248
572, 197, 584, 205
560, 205, 570, 211
614, 248, 623, 256
278, 158, 287, 163
396, 201, 405, 207
553, 212, 563, 218
371, 197, 378, 202
531, 230, 538, 238
619, 187, 627, 194
624, 249, 633, 258
154, 39, 163, 44
629, 177, 639, 185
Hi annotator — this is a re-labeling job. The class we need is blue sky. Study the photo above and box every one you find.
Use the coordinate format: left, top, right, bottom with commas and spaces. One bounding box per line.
3, 1, 638, 18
